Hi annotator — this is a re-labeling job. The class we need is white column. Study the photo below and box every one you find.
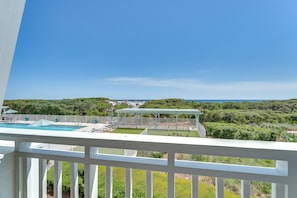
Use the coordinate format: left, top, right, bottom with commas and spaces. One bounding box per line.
195, 114, 199, 129
0, 0, 26, 113
175, 113, 179, 130
135, 114, 138, 128
117, 114, 120, 128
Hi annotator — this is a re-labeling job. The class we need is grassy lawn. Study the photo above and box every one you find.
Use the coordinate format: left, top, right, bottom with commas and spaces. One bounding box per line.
112, 127, 199, 137
111, 128, 143, 134
48, 163, 245, 197
73, 146, 124, 155
148, 130, 199, 137
98, 147, 124, 155
111, 128, 199, 137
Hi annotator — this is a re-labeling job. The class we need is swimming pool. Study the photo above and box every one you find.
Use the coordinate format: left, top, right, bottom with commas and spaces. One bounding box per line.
0, 123, 82, 131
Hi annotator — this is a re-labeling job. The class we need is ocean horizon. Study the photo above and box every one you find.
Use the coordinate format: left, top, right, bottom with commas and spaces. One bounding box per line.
115, 99, 266, 103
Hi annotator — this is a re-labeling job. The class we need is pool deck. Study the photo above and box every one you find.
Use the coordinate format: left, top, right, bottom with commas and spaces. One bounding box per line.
0, 120, 114, 154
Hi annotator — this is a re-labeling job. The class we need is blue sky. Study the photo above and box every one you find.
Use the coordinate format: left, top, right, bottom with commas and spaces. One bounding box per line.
6, 0, 297, 100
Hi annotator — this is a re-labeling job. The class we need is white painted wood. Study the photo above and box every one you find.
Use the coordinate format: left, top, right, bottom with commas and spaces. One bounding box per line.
70, 163, 79, 198
241, 180, 250, 198
90, 164, 98, 198
0, 0, 26, 113
23, 157, 27, 198
15, 140, 23, 198
3, 129, 297, 162
287, 183, 297, 198
191, 175, 198, 198
146, 170, 153, 198
0, 150, 15, 198
106, 166, 113, 198
54, 161, 62, 198
39, 159, 47, 198
4, 130, 297, 197
216, 177, 224, 198
84, 163, 90, 198
126, 168, 132, 198
272, 183, 285, 198
84, 147, 98, 198
285, 161, 297, 198
168, 152, 175, 198
15, 156, 22, 198
24, 157, 38, 198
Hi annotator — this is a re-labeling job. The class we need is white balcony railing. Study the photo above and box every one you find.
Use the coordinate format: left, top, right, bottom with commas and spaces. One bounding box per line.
1, 128, 297, 198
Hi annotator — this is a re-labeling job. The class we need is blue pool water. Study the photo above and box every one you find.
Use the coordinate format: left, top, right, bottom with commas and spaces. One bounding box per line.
0, 123, 82, 131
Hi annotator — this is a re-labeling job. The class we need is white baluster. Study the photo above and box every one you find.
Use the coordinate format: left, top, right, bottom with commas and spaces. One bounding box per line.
216, 177, 224, 198
70, 162, 79, 198
126, 168, 132, 198
39, 159, 47, 198
54, 161, 62, 198
146, 170, 153, 198
106, 166, 113, 198
192, 175, 199, 198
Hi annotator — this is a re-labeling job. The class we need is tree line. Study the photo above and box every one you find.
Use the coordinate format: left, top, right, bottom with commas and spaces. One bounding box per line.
3, 98, 127, 116
4, 97, 297, 141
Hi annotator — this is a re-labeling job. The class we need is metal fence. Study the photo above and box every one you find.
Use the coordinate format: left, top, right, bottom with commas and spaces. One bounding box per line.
3, 114, 111, 124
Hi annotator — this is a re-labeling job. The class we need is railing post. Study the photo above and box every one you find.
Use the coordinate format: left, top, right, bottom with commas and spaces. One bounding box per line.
22, 157, 28, 198
84, 147, 98, 198
192, 175, 199, 198
54, 161, 62, 198
15, 156, 22, 198
216, 177, 224, 198
70, 163, 79, 198
168, 152, 175, 198
39, 159, 47, 198
284, 160, 297, 198
106, 166, 113, 198
272, 160, 288, 198
126, 168, 132, 198
272, 183, 285, 198
17, 142, 38, 198
15, 141, 22, 198
241, 180, 250, 198
146, 170, 153, 198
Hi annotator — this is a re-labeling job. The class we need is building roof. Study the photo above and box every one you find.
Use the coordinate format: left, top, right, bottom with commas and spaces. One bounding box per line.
115, 108, 202, 115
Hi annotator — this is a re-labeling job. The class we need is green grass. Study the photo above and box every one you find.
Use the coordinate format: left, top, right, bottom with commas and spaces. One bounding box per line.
48, 163, 245, 197
73, 146, 124, 155
112, 128, 143, 134
148, 130, 198, 137
98, 147, 124, 155
111, 128, 199, 137
192, 154, 275, 167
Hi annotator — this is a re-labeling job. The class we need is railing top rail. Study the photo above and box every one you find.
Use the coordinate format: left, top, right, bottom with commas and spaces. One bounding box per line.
1, 128, 297, 161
